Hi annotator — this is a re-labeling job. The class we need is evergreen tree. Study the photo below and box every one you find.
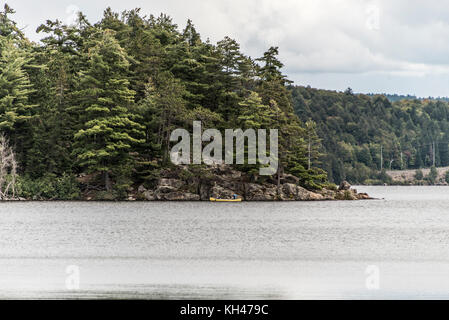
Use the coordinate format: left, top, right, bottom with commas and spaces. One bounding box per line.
0, 37, 36, 168
182, 19, 201, 47
237, 92, 273, 129
304, 120, 322, 170
0, 4, 23, 40
216, 36, 245, 122
0, 38, 35, 132
0, 4, 342, 197
73, 30, 144, 191
256, 47, 291, 84
138, 72, 188, 162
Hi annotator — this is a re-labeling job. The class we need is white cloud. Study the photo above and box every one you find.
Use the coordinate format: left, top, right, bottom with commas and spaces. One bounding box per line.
7, 0, 449, 96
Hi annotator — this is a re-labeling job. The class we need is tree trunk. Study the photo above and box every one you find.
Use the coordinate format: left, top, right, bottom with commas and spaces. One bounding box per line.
104, 171, 111, 191
277, 165, 281, 188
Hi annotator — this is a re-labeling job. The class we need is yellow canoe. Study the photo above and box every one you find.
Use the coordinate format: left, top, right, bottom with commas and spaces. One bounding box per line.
210, 198, 242, 202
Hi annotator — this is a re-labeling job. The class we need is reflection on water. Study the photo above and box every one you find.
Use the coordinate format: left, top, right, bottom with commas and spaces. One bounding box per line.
1, 187, 449, 299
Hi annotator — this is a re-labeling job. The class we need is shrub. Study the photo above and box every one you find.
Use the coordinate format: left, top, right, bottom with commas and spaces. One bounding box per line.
94, 191, 119, 201
17, 174, 81, 200
335, 190, 354, 200
378, 169, 392, 184
426, 166, 438, 184
415, 169, 424, 181
363, 179, 383, 185
322, 182, 338, 191
344, 190, 353, 200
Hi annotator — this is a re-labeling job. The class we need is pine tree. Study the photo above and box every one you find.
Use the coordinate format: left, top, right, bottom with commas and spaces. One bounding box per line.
0, 6, 341, 197
138, 72, 188, 162
182, 19, 201, 47
0, 4, 23, 40
121, 9, 165, 100
256, 47, 291, 84
236, 92, 278, 178
0, 37, 35, 130
238, 91, 273, 129
0, 36, 36, 168
73, 30, 144, 191
304, 120, 323, 170
216, 36, 245, 122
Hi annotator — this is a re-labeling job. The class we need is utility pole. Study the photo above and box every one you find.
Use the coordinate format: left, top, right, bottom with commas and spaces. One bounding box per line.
400, 151, 403, 170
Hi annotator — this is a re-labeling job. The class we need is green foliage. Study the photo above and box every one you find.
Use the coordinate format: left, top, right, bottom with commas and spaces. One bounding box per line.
0, 4, 333, 199
445, 171, 449, 184
322, 182, 338, 191
17, 174, 81, 200
426, 166, 438, 184
0, 4, 23, 39
363, 179, 384, 186
0, 36, 36, 164
415, 169, 424, 181
72, 29, 144, 190
291, 85, 449, 184
378, 169, 392, 184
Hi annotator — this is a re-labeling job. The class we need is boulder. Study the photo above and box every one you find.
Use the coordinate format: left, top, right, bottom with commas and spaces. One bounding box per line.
156, 185, 178, 194
264, 186, 278, 201
296, 186, 311, 200
162, 192, 200, 201
319, 188, 337, 200
308, 192, 324, 201
144, 190, 156, 201
338, 181, 351, 191
280, 174, 300, 185
244, 183, 264, 200
296, 186, 324, 201
281, 183, 298, 200
158, 178, 185, 189
199, 184, 212, 201
138, 185, 147, 194
245, 183, 278, 201
336, 190, 357, 200
356, 193, 371, 200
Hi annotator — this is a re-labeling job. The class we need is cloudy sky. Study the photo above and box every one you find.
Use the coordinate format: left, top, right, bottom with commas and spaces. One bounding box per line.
7, 0, 449, 97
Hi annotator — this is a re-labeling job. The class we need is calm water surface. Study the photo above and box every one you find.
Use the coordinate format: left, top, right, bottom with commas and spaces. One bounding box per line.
2, 186, 449, 299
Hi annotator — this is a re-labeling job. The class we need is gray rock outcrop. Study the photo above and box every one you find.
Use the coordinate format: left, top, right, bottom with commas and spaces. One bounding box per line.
134, 166, 370, 201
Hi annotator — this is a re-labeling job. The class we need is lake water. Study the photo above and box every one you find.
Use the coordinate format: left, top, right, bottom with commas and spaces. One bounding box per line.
2, 186, 449, 299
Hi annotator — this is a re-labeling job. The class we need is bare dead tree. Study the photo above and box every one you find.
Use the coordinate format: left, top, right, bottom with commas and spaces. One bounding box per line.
0, 134, 17, 200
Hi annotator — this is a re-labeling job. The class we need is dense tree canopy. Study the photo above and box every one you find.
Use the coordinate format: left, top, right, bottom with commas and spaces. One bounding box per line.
291, 85, 449, 184
0, 4, 327, 199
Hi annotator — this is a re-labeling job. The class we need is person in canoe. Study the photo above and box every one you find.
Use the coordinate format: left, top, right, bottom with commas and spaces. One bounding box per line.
210, 194, 242, 202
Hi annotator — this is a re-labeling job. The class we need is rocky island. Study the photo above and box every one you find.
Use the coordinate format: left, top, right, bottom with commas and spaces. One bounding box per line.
115, 165, 371, 202
0, 5, 373, 202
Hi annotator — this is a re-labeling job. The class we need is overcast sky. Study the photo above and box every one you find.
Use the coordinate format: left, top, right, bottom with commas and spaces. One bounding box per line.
7, 0, 449, 97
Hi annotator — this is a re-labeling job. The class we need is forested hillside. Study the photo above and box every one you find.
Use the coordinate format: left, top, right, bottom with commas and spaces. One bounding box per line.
291, 86, 449, 184
0, 4, 327, 200
366, 93, 449, 103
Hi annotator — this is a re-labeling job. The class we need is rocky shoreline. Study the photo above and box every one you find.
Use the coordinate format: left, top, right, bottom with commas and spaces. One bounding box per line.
130, 165, 372, 201
2, 165, 372, 201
